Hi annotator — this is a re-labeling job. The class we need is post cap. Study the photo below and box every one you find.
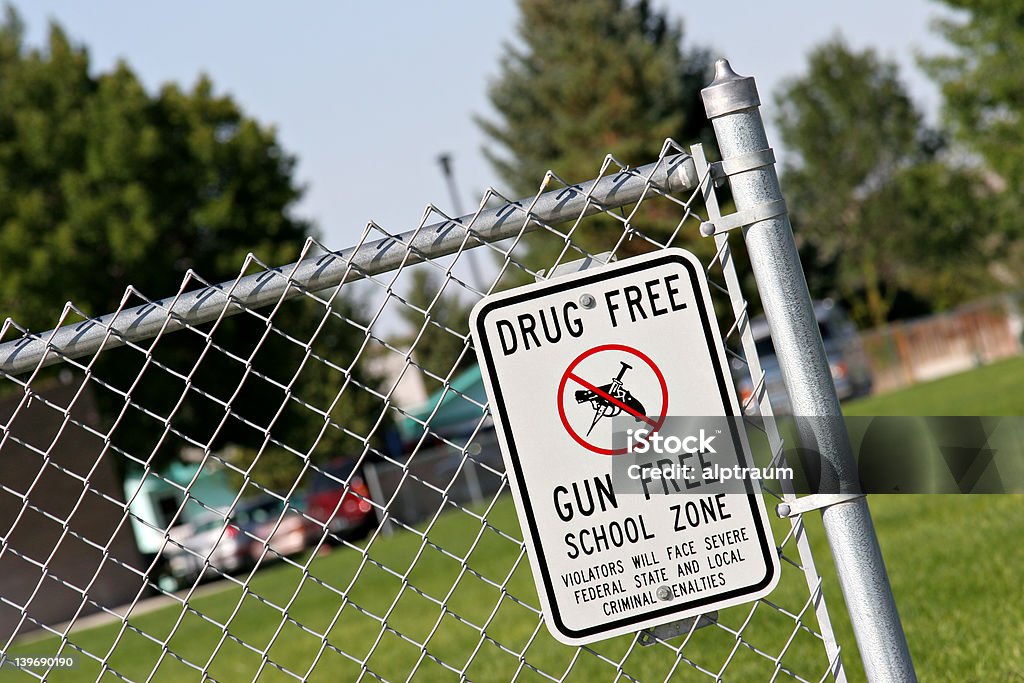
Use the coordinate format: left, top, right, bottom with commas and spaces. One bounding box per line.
701, 59, 760, 119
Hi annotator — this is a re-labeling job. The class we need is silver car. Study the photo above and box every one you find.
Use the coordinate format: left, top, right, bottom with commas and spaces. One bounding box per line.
733, 300, 872, 414
159, 511, 251, 592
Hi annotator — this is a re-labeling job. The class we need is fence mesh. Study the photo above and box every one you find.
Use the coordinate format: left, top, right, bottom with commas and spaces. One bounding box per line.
1, 141, 847, 681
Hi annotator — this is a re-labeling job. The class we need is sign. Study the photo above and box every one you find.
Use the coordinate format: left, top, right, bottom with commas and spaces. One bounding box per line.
558, 344, 668, 455
471, 249, 779, 645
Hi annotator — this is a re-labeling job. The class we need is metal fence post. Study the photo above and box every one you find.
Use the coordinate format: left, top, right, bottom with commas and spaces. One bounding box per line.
701, 59, 917, 682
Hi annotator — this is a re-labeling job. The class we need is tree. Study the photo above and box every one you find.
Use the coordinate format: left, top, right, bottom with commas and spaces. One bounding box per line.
0, 9, 385, 490
880, 160, 999, 311
397, 269, 475, 389
773, 37, 996, 327
477, 0, 715, 271
0, 12, 305, 328
224, 295, 391, 493
922, 1, 1024, 285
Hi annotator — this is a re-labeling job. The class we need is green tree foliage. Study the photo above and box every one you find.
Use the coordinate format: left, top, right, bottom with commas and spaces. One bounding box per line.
214, 293, 389, 493
0, 12, 304, 327
876, 160, 998, 312
477, 0, 714, 269
398, 269, 475, 389
922, 1, 1024, 283
0, 10, 385, 491
774, 37, 996, 327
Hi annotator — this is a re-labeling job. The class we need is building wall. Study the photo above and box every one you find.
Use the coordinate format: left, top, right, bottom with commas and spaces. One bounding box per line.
0, 379, 145, 642
367, 351, 427, 411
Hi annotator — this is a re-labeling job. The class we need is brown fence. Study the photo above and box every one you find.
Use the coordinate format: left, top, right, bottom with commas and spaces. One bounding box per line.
859, 295, 1024, 395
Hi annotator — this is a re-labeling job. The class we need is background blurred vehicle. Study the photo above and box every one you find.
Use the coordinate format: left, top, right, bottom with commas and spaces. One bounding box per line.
733, 300, 873, 414
305, 458, 376, 544
233, 496, 312, 561
158, 495, 312, 592
159, 511, 250, 592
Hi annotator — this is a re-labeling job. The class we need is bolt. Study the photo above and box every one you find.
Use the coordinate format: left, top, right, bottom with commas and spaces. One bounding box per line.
656, 585, 673, 602
579, 293, 597, 309
776, 503, 791, 518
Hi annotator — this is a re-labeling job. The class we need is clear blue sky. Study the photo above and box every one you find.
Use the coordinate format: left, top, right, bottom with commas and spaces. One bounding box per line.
18, 1, 955, 253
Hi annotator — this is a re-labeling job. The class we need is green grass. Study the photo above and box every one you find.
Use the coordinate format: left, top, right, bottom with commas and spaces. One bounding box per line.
810, 356, 1024, 681
9, 501, 848, 682
844, 355, 1024, 415
9, 358, 1024, 681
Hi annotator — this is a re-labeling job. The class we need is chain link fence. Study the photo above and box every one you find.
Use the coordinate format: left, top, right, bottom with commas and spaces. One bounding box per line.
0, 81, 864, 681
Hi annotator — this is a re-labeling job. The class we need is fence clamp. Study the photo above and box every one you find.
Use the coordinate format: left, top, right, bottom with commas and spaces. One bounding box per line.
698, 147, 787, 237
637, 611, 718, 647
535, 251, 616, 282
776, 493, 866, 518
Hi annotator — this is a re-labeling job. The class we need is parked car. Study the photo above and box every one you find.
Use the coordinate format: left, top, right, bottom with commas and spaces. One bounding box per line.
305, 458, 375, 543
733, 300, 873, 414
233, 495, 312, 561
159, 511, 250, 592
157, 495, 312, 592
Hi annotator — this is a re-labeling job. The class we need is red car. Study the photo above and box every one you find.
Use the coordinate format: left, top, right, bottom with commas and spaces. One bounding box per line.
305, 459, 376, 543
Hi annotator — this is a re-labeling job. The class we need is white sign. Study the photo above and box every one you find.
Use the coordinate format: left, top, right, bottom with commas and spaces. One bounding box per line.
471, 248, 779, 645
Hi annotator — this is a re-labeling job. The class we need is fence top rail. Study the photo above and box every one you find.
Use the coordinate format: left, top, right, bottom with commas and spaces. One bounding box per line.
0, 153, 698, 378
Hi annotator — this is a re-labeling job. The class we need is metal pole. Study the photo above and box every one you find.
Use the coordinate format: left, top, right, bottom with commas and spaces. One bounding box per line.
701, 60, 916, 682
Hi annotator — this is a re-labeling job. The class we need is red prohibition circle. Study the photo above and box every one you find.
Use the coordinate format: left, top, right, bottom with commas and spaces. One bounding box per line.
557, 344, 669, 456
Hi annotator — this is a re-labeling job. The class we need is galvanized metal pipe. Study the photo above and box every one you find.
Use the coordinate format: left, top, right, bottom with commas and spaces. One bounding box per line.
0, 155, 698, 377
701, 59, 916, 682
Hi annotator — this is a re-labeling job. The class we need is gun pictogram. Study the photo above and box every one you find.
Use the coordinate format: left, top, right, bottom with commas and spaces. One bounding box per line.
574, 361, 647, 436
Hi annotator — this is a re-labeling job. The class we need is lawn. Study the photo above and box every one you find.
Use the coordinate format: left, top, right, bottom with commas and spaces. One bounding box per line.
7, 358, 1024, 682
844, 355, 1024, 415
7, 499, 848, 682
